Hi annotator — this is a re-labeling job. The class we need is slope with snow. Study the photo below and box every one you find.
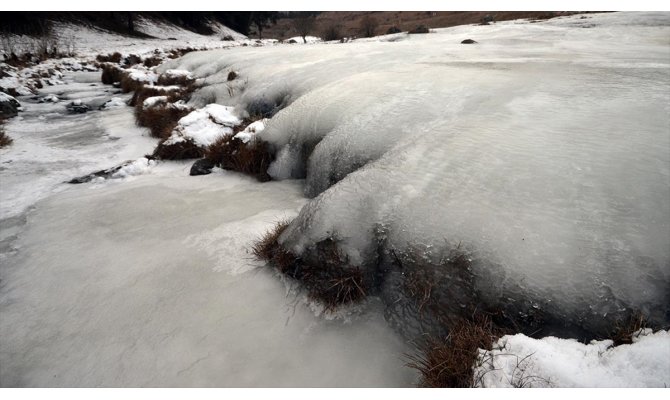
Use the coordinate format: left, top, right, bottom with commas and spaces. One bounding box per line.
159, 11, 670, 339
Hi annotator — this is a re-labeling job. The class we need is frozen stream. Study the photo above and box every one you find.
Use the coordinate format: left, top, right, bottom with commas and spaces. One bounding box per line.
0, 74, 416, 387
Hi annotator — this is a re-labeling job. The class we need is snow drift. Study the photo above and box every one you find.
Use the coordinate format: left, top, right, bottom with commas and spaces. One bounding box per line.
163, 12, 670, 339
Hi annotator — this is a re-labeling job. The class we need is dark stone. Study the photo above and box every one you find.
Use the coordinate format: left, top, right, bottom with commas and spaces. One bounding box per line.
227, 71, 238, 81
0, 94, 20, 118
190, 158, 215, 176
461, 39, 477, 44
66, 101, 90, 114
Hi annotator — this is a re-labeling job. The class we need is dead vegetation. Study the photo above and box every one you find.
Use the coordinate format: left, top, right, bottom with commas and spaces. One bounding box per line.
157, 72, 196, 87
135, 104, 192, 139
152, 137, 204, 160
407, 315, 500, 388
610, 313, 647, 346
100, 63, 124, 85
96, 52, 122, 63
252, 223, 369, 311
204, 131, 274, 182
0, 119, 12, 148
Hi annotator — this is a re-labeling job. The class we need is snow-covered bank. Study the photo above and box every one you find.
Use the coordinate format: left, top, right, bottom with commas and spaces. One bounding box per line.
0, 165, 416, 387
474, 329, 670, 387
160, 11, 670, 339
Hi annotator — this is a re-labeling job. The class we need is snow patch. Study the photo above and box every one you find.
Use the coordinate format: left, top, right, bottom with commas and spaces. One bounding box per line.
474, 329, 670, 387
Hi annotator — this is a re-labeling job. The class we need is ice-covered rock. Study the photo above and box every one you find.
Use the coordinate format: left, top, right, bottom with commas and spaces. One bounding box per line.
165, 104, 242, 148
0, 91, 21, 117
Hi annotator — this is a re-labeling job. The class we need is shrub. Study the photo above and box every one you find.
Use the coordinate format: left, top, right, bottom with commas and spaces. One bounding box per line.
406, 315, 500, 387
129, 84, 184, 107
409, 25, 430, 34
322, 23, 343, 41
360, 15, 379, 38
153, 137, 204, 160
386, 26, 402, 34
205, 133, 274, 182
222, 35, 235, 41
610, 313, 647, 346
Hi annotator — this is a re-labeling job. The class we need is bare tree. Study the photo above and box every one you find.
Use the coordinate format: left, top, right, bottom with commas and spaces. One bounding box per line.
292, 16, 316, 43
360, 15, 379, 38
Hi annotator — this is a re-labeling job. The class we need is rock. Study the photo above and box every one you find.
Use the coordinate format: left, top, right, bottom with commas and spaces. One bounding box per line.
461, 39, 477, 44
0, 92, 20, 118
227, 71, 238, 81
66, 100, 90, 114
287, 39, 297, 44
190, 158, 215, 176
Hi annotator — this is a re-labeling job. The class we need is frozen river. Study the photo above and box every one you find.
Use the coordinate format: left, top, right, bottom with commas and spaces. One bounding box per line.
0, 74, 416, 387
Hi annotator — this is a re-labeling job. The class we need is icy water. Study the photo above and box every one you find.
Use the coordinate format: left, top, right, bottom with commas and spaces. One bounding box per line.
0, 74, 417, 387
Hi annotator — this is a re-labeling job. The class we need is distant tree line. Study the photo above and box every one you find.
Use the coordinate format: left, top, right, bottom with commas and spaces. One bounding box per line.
0, 11, 287, 37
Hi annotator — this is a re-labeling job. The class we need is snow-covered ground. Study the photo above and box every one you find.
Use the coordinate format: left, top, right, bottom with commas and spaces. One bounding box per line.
160, 11, 670, 338
1, 12, 669, 388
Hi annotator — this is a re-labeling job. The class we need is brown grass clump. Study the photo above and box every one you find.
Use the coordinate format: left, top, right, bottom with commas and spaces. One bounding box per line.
129, 85, 184, 107
143, 56, 162, 68
407, 315, 500, 387
96, 52, 122, 63
252, 226, 369, 311
120, 73, 143, 93
610, 313, 647, 346
204, 133, 274, 182
152, 137, 204, 160
135, 104, 192, 139
101, 64, 124, 84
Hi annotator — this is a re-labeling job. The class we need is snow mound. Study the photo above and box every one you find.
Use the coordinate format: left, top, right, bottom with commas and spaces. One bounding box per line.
234, 118, 267, 143
474, 329, 670, 387
165, 104, 242, 147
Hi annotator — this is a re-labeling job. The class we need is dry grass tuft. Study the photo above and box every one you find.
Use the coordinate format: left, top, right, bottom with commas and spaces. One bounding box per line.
101, 64, 124, 85
610, 313, 647, 346
135, 104, 192, 139
96, 52, 122, 63
252, 227, 369, 311
407, 315, 500, 387
143, 56, 162, 68
120, 73, 143, 93
152, 137, 204, 160
204, 133, 274, 182
0, 121, 13, 148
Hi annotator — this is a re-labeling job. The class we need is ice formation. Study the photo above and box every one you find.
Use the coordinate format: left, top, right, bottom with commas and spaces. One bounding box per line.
164, 104, 242, 147
160, 12, 670, 338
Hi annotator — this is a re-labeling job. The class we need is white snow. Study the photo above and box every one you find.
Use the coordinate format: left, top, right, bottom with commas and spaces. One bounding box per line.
285, 36, 322, 44
127, 68, 158, 84
161, 12, 670, 334
165, 104, 242, 147
163, 69, 193, 79
143, 95, 168, 108
111, 157, 157, 179
474, 329, 670, 387
234, 118, 267, 143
